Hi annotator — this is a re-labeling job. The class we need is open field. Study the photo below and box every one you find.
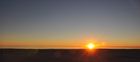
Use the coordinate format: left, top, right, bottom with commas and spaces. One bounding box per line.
1, 49, 140, 62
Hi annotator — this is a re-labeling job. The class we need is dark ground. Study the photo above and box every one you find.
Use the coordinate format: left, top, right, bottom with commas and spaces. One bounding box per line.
0, 49, 140, 62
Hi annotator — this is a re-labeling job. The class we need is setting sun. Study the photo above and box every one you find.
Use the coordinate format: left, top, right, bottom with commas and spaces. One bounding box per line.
87, 43, 95, 50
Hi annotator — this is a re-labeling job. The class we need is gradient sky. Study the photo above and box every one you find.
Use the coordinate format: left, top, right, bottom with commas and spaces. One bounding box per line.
1, 0, 140, 49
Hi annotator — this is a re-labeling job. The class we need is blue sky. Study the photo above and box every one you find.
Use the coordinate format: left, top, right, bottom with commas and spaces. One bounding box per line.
1, 0, 140, 48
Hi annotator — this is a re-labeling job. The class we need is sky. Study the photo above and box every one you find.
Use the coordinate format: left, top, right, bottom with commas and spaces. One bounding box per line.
1, 0, 140, 49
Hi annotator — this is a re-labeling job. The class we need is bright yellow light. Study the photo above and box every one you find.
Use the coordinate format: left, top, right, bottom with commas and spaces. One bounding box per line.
87, 43, 95, 49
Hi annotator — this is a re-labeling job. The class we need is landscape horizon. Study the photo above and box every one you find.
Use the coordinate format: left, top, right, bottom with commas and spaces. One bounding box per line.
1, 49, 140, 62
1, 0, 140, 62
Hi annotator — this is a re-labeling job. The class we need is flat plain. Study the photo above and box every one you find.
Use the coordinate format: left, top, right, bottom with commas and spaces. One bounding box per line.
1, 49, 140, 62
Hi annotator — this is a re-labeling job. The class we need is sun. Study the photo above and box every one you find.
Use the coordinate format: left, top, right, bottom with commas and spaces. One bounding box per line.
86, 43, 95, 50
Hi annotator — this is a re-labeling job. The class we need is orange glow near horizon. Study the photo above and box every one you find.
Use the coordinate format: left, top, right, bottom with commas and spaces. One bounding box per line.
1, 41, 140, 49
86, 43, 95, 50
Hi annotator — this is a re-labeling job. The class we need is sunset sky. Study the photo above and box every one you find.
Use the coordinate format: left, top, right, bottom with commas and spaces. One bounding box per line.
1, 0, 140, 49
